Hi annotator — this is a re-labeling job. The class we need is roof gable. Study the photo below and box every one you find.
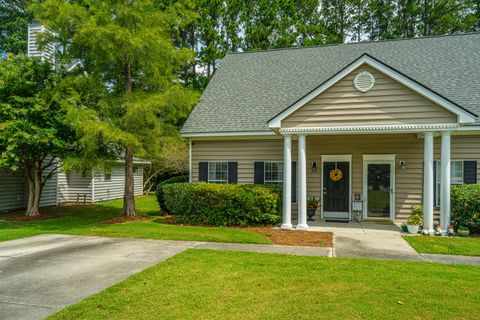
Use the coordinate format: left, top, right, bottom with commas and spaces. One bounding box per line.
268, 54, 476, 128
281, 64, 458, 128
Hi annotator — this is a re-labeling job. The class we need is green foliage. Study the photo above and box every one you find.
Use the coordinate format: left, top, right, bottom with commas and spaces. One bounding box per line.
0, 54, 75, 170
451, 184, 480, 233
156, 175, 189, 213
307, 196, 320, 209
407, 214, 423, 225
411, 205, 423, 216
0, 0, 33, 54
163, 183, 282, 226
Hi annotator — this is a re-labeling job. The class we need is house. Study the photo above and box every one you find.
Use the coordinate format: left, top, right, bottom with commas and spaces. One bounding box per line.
181, 33, 480, 232
0, 160, 148, 212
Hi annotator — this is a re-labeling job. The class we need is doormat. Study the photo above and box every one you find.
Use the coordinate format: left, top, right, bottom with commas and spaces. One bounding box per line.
325, 219, 349, 223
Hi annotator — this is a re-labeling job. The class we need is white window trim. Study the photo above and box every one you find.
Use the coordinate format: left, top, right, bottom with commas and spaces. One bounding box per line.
435, 160, 464, 207
208, 161, 229, 184
264, 161, 284, 185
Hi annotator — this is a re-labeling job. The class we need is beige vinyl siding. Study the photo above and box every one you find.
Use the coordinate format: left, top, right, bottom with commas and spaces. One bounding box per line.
191, 135, 480, 223
93, 166, 143, 202
0, 169, 25, 211
191, 139, 284, 184
282, 65, 457, 128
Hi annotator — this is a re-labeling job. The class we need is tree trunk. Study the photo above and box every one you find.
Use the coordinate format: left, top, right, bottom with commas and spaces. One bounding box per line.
123, 148, 136, 216
24, 161, 43, 216
123, 55, 136, 216
24, 163, 36, 216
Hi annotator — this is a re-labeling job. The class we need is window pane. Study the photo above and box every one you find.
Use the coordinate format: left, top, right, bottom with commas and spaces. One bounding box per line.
264, 162, 283, 185
208, 162, 228, 183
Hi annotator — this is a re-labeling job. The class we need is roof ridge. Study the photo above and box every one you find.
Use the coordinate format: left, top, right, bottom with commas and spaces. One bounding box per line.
228, 32, 480, 55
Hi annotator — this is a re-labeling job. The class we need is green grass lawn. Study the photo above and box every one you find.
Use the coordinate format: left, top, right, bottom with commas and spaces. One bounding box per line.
404, 235, 480, 256
0, 196, 270, 244
48, 249, 480, 320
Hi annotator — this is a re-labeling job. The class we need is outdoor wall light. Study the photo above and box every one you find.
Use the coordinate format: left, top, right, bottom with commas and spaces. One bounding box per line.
399, 160, 407, 170
312, 161, 318, 172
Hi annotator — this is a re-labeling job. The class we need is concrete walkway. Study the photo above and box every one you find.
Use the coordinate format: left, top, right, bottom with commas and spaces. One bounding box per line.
310, 220, 422, 261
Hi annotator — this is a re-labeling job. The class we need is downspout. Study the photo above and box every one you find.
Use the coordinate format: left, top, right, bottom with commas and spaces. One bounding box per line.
91, 170, 95, 203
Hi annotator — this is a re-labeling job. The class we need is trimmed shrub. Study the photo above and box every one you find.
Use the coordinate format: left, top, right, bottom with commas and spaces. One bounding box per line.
163, 183, 282, 226
156, 175, 189, 213
451, 184, 480, 233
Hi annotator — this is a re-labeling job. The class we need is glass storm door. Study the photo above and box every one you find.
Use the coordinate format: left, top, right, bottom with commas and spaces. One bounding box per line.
366, 163, 392, 218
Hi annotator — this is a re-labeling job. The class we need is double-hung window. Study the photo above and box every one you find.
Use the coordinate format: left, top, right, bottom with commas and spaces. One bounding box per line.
435, 160, 463, 207
264, 162, 283, 185
208, 162, 228, 184
104, 168, 112, 181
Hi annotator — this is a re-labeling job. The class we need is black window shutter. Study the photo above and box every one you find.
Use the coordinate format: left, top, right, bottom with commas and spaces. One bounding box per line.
199, 162, 208, 182
228, 162, 238, 184
291, 161, 297, 203
433, 160, 437, 206
254, 162, 264, 184
463, 161, 477, 184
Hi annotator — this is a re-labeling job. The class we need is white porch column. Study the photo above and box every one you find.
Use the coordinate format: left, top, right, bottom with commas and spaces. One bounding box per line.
281, 135, 292, 229
297, 134, 308, 229
423, 132, 434, 232
440, 132, 451, 230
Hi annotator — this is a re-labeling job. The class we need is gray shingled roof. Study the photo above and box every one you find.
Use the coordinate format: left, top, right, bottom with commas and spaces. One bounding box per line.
182, 33, 480, 134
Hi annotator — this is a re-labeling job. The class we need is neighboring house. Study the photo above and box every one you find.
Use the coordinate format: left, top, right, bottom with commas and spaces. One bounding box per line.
57, 160, 148, 203
182, 33, 480, 231
0, 160, 149, 211
0, 23, 150, 212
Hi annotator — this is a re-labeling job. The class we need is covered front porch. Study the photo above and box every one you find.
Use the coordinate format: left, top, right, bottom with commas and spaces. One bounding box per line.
280, 127, 454, 233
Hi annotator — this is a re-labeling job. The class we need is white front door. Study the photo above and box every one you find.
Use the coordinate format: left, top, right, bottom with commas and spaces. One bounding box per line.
363, 155, 395, 219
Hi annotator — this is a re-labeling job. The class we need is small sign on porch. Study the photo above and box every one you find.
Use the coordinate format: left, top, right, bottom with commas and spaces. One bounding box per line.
352, 193, 363, 222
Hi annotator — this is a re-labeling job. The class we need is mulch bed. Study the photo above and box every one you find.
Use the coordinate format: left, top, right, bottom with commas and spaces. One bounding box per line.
241, 227, 333, 248
99, 216, 150, 224
161, 216, 333, 247
3, 214, 61, 221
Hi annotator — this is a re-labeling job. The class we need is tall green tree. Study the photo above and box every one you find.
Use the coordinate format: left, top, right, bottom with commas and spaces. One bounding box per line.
0, 0, 33, 54
0, 55, 77, 216
32, 0, 198, 216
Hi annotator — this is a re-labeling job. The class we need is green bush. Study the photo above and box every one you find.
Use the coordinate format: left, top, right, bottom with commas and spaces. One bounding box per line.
162, 183, 282, 226
156, 175, 189, 213
451, 184, 480, 233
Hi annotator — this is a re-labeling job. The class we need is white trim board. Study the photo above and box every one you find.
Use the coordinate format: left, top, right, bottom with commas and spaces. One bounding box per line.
268, 54, 476, 128
280, 123, 460, 135
182, 131, 276, 138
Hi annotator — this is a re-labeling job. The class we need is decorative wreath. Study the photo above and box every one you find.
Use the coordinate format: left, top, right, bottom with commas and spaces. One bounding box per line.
329, 168, 343, 182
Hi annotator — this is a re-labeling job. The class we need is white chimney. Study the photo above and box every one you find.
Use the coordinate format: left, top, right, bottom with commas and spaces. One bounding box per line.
27, 21, 55, 64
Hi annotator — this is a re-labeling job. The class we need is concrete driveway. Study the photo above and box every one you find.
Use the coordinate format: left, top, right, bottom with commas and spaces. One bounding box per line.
0, 234, 197, 320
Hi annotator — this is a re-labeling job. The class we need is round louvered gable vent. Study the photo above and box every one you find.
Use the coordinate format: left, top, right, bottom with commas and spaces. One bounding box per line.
353, 71, 375, 92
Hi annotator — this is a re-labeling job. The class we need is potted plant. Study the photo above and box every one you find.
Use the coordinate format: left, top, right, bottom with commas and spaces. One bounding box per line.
457, 225, 470, 237
406, 214, 422, 234
307, 196, 320, 221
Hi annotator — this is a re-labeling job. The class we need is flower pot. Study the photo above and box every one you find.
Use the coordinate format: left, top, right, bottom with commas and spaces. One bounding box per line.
457, 229, 470, 237
307, 208, 316, 221
406, 224, 419, 234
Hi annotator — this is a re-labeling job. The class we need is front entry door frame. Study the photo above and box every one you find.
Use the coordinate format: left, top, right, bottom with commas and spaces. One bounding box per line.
362, 154, 395, 220
321, 155, 352, 220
